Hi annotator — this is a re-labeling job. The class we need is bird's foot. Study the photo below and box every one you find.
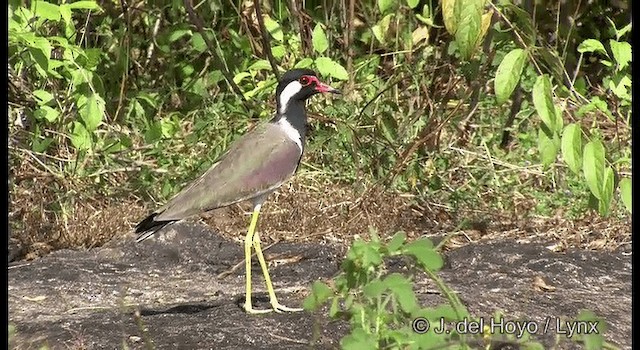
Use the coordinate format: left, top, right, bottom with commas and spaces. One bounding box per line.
243, 300, 303, 314
270, 302, 303, 313
243, 304, 273, 314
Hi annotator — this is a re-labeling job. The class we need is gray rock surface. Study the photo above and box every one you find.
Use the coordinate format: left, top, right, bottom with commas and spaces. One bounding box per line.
9, 222, 631, 349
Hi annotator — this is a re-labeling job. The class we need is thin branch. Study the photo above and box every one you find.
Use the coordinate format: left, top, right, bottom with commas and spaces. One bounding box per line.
113, 0, 131, 122
346, 0, 355, 89
253, 0, 280, 80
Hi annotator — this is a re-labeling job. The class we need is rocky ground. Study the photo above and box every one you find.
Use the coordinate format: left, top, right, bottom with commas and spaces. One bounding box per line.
9, 221, 631, 350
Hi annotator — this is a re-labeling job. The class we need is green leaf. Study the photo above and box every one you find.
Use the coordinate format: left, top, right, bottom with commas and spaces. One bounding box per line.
583, 140, 606, 200
312, 23, 329, 54
168, 29, 192, 43
328, 296, 339, 317
532, 74, 557, 132
32, 0, 61, 21
30, 36, 52, 73
614, 22, 631, 40
263, 15, 283, 42
407, 0, 419, 8
441, 0, 458, 35
341, 329, 377, 350
576, 310, 607, 350
494, 48, 527, 105
67, 1, 102, 11
608, 75, 631, 101
144, 121, 163, 143
599, 166, 614, 216
619, 178, 631, 213
294, 58, 313, 68
70, 121, 91, 150
361, 244, 382, 268
83, 48, 103, 69
538, 127, 559, 167
160, 118, 177, 138
560, 124, 582, 175
378, 0, 395, 14
271, 45, 286, 58
577, 39, 608, 55
387, 231, 406, 253
247, 59, 271, 71
363, 278, 386, 298
315, 57, 349, 81
378, 112, 398, 144
455, 0, 483, 60
404, 239, 443, 271
34, 106, 60, 122
78, 94, 105, 131
191, 33, 207, 53
302, 281, 333, 311
477, 10, 493, 48
372, 14, 392, 44
575, 96, 613, 120
32, 137, 54, 153
554, 104, 564, 131
384, 273, 418, 313
609, 40, 631, 71
233, 72, 251, 85
33, 90, 54, 106
405, 238, 433, 251
59, 4, 72, 24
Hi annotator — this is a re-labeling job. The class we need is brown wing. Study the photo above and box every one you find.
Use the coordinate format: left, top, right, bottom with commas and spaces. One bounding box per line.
154, 122, 301, 221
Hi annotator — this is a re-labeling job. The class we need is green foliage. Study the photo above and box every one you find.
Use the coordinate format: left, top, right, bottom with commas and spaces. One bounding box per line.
11, 1, 629, 222
304, 231, 472, 349
304, 231, 554, 349
485, 10, 631, 216
10, 0, 107, 158
495, 48, 527, 105
571, 310, 608, 350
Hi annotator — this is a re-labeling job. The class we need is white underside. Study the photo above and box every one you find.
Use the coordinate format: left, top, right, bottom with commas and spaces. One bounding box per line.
277, 118, 303, 151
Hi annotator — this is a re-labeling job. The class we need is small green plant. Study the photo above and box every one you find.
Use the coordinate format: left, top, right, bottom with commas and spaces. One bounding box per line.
305, 230, 470, 349
568, 310, 614, 350
304, 230, 553, 349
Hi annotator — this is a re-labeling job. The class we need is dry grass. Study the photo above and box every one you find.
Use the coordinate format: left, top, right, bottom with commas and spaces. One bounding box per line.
9, 159, 147, 261
9, 156, 631, 262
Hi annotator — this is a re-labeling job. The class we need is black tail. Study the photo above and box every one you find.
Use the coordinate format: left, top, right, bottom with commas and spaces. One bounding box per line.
134, 213, 174, 242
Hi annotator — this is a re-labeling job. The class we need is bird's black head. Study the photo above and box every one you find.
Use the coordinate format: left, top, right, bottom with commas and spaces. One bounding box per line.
275, 69, 340, 114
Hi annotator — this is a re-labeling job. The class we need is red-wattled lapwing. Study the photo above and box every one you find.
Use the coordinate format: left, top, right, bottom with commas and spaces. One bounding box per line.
134, 69, 340, 314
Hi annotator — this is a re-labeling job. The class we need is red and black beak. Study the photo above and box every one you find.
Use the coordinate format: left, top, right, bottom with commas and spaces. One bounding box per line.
315, 81, 341, 94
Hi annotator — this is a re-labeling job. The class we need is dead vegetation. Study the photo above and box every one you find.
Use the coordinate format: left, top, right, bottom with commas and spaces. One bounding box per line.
9, 152, 631, 263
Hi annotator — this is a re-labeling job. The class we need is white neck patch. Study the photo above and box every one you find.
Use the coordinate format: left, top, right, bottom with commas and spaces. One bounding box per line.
277, 118, 303, 151
279, 81, 302, 114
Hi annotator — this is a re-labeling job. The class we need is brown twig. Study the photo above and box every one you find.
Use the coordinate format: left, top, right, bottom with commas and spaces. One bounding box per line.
345, 0, 355, 88
500, 86, 523, 149
113, 0, 131, 122
253, 0, 280, 80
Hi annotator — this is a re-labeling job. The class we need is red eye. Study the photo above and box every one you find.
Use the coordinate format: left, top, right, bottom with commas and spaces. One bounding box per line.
299, 76, 310, 86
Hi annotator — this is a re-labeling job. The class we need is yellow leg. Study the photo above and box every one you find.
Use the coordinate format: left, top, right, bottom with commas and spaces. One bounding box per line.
242, 204, 302, 314
253, 230, 302, 313
243, 204, 270, 314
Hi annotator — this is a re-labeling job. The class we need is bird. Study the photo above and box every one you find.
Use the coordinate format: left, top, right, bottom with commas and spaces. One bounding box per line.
134, 69, 341, 314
